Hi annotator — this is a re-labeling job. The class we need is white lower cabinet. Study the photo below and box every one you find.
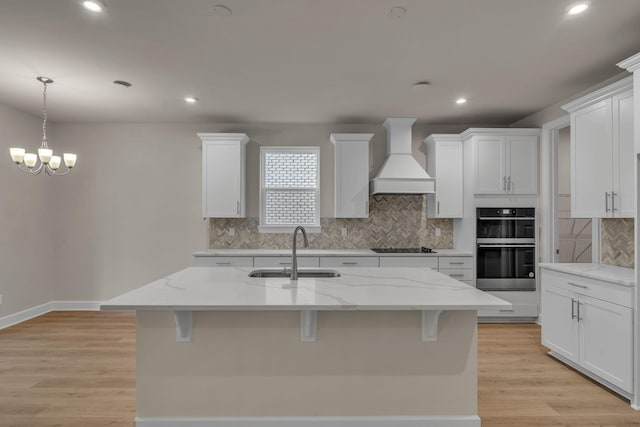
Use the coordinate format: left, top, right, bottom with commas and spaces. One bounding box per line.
378, 257, 438, 268
193, 256, 254, 267
477, 291, 539, 319
541, 268, 633, 395
253, 256, 320, 268
319, 256, 379, 268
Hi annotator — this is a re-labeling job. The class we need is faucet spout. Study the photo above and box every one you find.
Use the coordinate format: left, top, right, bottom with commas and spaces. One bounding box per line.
291, 226, 308, 281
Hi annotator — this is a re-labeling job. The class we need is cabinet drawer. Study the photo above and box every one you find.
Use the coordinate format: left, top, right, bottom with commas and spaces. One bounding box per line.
379, 257, 438, 268
478, 304, 538, 319
542, 269, 633, 308
439, 268, 473, 281
320, 257, 379, 268
438, 256, 473, 269
253, 256, 320, 268
193, 256, 254, 267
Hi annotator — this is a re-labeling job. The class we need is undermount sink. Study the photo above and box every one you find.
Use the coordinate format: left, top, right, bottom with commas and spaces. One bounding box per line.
248, 269, 341, 278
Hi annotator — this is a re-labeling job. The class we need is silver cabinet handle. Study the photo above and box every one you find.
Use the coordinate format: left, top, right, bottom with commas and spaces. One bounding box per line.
499, 309, 514, 312
279, 262, 292, 266
216, 262, 231, 265
449, 274, 465, 278
237, 201, 240, 214
342, 262, 358, 265
567, 281, 588, 289
571, 298, 576, 320
507, 176, 511, 192
448, 262, 465, 265
577, 302, 583, 322
612, 191, 617, 212
605, 192, 610, 212
503, 176, 506, 191
437, 201, 440, 215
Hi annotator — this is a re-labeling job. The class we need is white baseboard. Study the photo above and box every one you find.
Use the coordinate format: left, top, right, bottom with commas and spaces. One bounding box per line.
0, 300, 102, 330
135, 415, 481, 427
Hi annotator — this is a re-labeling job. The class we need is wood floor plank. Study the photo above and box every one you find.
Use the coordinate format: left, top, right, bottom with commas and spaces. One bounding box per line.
1, 312, 640, 426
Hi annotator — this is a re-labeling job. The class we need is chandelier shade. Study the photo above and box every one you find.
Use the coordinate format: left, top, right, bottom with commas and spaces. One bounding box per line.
9, 76, 77, 176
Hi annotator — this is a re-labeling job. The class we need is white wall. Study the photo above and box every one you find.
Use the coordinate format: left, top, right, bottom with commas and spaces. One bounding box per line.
50, 123, 208, 301
0, 104, 55, 317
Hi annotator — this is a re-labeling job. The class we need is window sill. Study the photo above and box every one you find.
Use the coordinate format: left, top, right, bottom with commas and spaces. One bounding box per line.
258, 225, 321, 234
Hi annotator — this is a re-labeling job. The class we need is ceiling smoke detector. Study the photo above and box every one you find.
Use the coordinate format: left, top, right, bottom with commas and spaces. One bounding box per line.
212, 5, 232, 17
388, 6, 407, 18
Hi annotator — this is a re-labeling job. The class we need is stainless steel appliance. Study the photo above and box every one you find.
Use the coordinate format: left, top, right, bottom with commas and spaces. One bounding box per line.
476, 208, 536, 291
371, 247, 436, 253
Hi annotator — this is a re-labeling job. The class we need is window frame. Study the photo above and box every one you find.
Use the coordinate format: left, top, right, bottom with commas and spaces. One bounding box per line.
258, 146, 321, 233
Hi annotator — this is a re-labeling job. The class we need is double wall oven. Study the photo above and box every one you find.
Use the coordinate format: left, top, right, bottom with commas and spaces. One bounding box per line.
476, 208, 536, 291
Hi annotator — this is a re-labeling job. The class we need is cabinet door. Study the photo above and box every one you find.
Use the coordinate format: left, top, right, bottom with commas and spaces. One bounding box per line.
434, 141, 463, 217
378, 256, 438, 268
332, 135, 371, 218
571, 100, 613, 218
201, 137, 247, 218
612, 90, 635, 218
475, 136, 507, 194
578, 295, 633, 393
506, 136, 537, 194
541, 285, 579, 363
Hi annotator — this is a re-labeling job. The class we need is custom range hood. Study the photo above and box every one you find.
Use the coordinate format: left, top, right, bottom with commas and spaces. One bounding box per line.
369, 118, 435, 194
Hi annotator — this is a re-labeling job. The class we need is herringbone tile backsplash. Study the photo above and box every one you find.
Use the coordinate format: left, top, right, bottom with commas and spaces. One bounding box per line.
601, 218, 634, 268
209, 195, 453, 249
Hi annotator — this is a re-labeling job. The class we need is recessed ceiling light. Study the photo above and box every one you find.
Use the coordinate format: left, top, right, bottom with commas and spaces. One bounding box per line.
456, 97, 467, 105
212, 5, 232, 17
185, 96, 199, 103
82, 0, 105, 12
388, 6, 407, 18
412, 81, 431, 90
567, 2, 589, 15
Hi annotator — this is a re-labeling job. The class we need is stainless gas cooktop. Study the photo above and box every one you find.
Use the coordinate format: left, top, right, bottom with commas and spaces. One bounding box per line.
371, 247, 436, 254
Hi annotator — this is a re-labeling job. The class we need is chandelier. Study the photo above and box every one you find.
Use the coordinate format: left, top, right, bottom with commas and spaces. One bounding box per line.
9, 77, 77, 175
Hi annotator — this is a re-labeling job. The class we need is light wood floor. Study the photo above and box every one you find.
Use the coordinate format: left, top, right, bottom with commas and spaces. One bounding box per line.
1, 312, 640, 426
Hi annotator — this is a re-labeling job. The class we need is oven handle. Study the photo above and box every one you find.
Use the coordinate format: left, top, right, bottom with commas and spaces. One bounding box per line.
477, 217, 535, 221
478, 244, 536, 248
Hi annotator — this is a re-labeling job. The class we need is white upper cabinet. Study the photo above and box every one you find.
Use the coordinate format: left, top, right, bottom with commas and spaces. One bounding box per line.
199, 133, 249, 218
562, 77, 633, 218
424, 134, 463, 218
462, 129, 539, 195
331, 133, 373, 218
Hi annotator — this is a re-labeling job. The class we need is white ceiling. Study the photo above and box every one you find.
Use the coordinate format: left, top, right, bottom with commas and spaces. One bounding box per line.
1, 0, 640, 124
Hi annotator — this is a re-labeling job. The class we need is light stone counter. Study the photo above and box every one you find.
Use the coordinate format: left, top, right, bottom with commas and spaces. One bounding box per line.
101, 266, 504, 311
101, 266, 506, 427
539, 263, 635, 287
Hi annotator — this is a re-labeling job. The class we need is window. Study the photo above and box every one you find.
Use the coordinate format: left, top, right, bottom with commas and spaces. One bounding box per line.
259, 147, 320, 233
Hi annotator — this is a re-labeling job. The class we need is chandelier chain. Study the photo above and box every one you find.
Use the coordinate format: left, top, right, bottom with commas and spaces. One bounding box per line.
41, 81, 48, 148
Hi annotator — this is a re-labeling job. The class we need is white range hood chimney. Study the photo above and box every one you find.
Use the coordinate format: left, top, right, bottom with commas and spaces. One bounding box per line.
369, 118, 435, 194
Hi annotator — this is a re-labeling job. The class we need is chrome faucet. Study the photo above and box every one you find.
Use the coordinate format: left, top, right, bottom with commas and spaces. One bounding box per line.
291, 225, 308, 280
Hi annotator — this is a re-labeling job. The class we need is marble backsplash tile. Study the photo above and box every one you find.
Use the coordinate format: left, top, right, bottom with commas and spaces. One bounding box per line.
209, 195, 453, 249
600, 218, 634, 268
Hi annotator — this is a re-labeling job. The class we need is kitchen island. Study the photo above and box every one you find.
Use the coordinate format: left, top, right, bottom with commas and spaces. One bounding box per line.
101, 266, 509, 427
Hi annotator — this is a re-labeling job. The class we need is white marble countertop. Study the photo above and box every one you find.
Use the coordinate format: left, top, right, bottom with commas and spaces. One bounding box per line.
192, 248, 472, 257
101, 267, 508, 311
539, 263, 636, 287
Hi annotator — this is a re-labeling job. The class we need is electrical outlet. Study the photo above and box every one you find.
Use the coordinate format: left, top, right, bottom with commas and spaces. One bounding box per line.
435, 227, 441, 237
341, 227, 347, 237
229, 227, 235, 237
